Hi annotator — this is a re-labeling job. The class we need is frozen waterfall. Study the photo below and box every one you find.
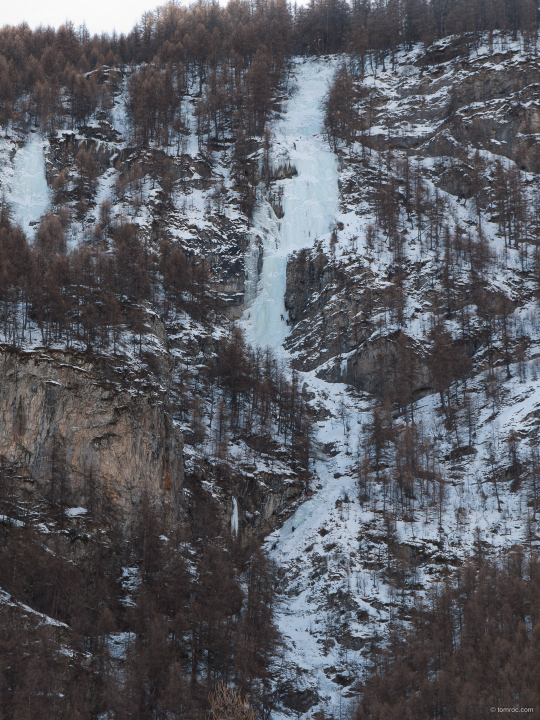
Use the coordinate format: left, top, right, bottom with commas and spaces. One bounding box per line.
242, 58, 340, 352
239, 58, 362, 717
9, 140, 50, 233
231, 497, 239, 537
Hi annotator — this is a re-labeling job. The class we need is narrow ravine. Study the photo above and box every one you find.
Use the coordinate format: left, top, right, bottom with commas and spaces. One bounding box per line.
242, 58, 372, 718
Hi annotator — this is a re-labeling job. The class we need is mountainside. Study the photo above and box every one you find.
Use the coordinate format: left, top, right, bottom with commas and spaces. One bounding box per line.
267, 37, 540, 717
0, 4, 540, 719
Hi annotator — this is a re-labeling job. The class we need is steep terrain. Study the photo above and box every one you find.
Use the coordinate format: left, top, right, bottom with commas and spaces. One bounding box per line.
0, 347, 183, 515
238, 36, 540, 719
0, 54, 308, 533
0, 31, 311, 717
0, 13, 540, 718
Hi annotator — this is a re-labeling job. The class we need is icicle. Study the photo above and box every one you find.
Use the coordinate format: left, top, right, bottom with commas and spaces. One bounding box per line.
231, 497, 239, 537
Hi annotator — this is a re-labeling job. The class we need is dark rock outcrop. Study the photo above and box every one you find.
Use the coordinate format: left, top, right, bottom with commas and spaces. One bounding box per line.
0, 347, 183, 518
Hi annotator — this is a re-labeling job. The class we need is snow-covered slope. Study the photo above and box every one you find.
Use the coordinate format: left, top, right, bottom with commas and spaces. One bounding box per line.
1, 36, 540, 718
238, 42, 540, 718
238, 56, 386, 716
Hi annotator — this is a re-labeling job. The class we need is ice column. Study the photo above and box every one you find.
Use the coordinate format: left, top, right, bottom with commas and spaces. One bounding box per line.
231, 497, 239, 536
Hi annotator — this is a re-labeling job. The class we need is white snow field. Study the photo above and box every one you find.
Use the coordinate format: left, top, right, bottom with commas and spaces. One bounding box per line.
8, 140, 50, 232
242, 58, 340, 352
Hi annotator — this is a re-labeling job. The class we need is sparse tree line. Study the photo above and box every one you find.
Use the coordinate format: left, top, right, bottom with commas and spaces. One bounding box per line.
174, 328, 313, 475
355, 551, 540, 719
0, 207, 215, 349
306, 148, 540, 404
0, 468, 279, 720
0, 206, 313, 465
321, 115, 540, 394
0, 1, 291, 135
299, 0, 537, 63
317, 35, 540, 716
351, 156, 540, 525
321, 69, 540, 531
0, 0, 537, 141
358, 396, 540, 529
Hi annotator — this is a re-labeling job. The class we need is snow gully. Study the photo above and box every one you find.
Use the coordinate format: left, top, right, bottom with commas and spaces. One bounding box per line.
240, 57, 361, 718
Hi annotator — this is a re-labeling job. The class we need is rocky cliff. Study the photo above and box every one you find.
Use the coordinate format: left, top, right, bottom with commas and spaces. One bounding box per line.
284, 36, 539, 396
0, 347, 183, 517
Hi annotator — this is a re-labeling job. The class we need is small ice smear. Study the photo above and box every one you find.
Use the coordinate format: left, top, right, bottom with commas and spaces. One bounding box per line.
231, 497, 239, 536
107, 631, 133, 660
64, 507, 87, 517
9, 141, 51, 232
0, 515, 25, 527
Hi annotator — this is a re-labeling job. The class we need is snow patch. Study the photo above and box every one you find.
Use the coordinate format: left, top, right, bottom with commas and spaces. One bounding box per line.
8, 140, 50, 233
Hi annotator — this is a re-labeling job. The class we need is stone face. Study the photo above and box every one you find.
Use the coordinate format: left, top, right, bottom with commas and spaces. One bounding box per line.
277, 681, 319, 713
284, 248, 372, 372
241, 468, 305, 535
285, 251, 432, 396
0, 348, 183, 517
357, 43, 540, 171
343, 330, 431, 396
188, 455, 306, 539
0, 345, 304, 538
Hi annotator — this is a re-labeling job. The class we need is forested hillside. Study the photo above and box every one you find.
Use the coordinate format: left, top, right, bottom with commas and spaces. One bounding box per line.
0, 0, 539, 718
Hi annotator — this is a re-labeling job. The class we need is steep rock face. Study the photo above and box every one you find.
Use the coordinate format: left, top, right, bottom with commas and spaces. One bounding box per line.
284, 247, 372, 371
237, 467, 306, 535
0, 348, 183, 516
285, 249, 432, 395
194, 218, 249, 319
344, 330, 431, 395
187, 453, 306, 539
361, 41, 540, 171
